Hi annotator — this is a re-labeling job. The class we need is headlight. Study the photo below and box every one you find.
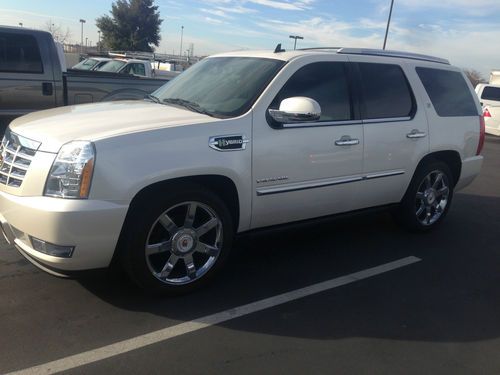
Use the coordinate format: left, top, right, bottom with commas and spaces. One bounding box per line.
44, 141, 95, 199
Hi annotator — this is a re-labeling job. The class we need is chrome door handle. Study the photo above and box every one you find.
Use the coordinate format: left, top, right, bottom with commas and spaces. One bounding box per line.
335, 137, 360, 146
406, 129, 427, 139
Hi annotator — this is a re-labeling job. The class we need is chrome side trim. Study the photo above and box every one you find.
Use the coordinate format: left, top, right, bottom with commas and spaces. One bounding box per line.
362, 117, 411, 124
282, 120, 363, 129
281, 117, 412, 127
256, 175, 363, 196
256, 170, 405, 196
365, 170, 405, 179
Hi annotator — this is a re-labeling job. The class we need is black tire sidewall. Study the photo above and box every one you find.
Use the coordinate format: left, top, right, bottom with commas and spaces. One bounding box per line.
121, 183, 234, 295
399, 160, 454, 232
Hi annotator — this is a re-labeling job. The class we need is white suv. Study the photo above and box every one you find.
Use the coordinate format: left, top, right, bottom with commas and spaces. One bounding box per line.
0, 47, 484, 294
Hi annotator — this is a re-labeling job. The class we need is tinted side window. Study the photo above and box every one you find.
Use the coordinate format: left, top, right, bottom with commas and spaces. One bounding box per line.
0, 32, 43, 73
416, 67, 478, 117
271, 62, 352, 122
481, 86, 500, 102
121, 64, 132, 74
132, 63, 146, 76
358, 63, 414, 119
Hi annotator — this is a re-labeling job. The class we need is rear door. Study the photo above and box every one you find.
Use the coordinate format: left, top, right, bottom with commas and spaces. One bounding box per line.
0, 30, 57, 118
347, 57, 430, 208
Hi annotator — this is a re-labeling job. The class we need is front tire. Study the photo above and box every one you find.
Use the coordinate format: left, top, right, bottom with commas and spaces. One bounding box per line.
397, 161, 454, 232
121, 184, 234, 295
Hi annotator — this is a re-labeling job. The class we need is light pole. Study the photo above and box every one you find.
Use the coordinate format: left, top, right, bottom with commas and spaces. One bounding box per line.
98, 30, 101, 51
179, 26, 184, 57
289, 35, 304, 50
79, 19, 86, 54
383, 0, 395, 50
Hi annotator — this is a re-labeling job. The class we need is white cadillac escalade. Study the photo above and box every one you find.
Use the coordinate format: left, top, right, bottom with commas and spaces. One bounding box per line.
0, 48, 484, 294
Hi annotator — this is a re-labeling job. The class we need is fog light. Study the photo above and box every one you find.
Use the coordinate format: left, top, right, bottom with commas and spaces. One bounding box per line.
30, 237, 75, 258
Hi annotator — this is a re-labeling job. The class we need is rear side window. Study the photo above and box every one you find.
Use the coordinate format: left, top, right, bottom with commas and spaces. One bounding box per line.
481, 86, 500, 102
130, 63, 146, 76
271, 62, 352, 122
416, 67, 478, 117
0, 32, 43, 73
358, 63, 414, 119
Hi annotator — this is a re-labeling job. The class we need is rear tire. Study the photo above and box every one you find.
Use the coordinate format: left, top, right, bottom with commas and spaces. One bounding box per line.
120, 183, 234, 296
396, 161, 454, 232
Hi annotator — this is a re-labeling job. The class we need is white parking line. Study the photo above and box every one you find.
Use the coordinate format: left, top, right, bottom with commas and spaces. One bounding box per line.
7, 256, 421, 375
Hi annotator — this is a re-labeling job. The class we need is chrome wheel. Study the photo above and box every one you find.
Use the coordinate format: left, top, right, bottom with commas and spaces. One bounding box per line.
415, 170, 450, 226
145, 201, 223, 285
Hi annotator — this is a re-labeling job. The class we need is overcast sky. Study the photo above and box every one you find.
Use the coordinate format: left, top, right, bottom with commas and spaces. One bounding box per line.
1, 0, 499, 76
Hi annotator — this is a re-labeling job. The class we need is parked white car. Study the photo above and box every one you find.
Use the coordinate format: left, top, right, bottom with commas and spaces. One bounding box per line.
0, 48, 484, 294
97, 58, 180, 79
476, 83, 500, 136
72, 57, 112, 71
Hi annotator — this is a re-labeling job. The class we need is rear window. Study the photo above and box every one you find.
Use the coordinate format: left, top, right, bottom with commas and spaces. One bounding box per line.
358, 63, 414, 119
416, 67, 478, 117
481, 86, 500, 102
0, 32, 43, 73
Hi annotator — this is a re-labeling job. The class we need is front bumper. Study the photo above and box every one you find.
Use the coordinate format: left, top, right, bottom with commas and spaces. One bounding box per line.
0, 190, 128, 273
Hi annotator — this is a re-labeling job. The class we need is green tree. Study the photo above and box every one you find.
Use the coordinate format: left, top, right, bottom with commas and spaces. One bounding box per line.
96, 0, 163, 52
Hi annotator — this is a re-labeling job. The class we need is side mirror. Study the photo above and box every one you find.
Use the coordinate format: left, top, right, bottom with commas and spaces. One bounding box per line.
268, 97, 321, 124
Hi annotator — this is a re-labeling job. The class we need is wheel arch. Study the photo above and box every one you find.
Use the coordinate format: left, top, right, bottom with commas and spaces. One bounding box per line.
128, 174, 240, 229
415, 150, 462, 186
111, 174, 241, 268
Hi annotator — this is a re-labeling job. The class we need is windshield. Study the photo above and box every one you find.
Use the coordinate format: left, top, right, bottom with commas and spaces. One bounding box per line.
73, 58, 98, 70
152, 57, 285, 118
98, 60, 127, 72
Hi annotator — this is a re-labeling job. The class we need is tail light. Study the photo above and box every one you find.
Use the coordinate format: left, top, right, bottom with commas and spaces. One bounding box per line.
484, 108, 492, 118
477, 115, 485, 155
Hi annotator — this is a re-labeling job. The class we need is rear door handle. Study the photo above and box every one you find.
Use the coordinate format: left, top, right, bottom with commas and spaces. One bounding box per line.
406, 129, 427, 139
335, 136, 360, 146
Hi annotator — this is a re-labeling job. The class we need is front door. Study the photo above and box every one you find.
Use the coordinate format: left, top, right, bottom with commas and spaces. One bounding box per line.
251, 56, 364, 229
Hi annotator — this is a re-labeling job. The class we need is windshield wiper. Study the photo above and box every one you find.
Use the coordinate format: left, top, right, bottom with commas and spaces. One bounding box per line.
144, 94, 161, 104
162, 98, 215, 117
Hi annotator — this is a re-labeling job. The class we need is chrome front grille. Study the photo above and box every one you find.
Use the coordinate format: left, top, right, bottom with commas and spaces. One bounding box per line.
0, 129, 41, 188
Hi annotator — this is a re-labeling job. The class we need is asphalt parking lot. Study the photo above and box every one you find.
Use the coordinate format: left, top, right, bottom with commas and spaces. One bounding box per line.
1, 135, 499, 375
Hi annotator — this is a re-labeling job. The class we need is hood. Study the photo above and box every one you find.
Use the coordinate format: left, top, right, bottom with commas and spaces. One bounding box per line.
9, 101, 216, 153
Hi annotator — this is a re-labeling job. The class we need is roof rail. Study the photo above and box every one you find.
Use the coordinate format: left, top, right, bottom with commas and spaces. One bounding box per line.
337, 48, 450, 65
298, 47, 342, 51
106, 51, 193, 64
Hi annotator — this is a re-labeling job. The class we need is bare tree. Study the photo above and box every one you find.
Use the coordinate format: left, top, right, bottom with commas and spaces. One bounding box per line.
464, 69, 486, 88
45, 20, 72, 44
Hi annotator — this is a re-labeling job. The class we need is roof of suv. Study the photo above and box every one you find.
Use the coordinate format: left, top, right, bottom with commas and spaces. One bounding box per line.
212, 47, 450, 65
